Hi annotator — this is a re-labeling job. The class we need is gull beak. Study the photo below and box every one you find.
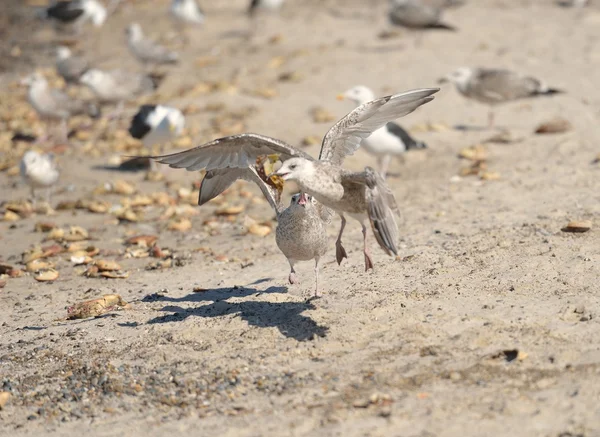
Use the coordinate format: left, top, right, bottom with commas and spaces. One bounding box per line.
336, 93, 345, 101
297, 192, 308, 206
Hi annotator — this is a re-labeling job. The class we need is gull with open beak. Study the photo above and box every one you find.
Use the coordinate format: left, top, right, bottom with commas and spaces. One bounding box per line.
147, 87, 438, 277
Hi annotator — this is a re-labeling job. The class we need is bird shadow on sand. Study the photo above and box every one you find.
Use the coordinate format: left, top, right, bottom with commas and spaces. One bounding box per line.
141, 285, 329, 341
91, 157, 151, 173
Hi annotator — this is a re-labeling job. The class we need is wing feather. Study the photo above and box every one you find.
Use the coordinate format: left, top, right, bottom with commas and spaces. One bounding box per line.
200, 167, 283, 214
149, 133, 313, 171
319, 88, 438, 166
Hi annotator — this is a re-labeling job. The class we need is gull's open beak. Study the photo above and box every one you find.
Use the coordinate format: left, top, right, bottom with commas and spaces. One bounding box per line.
336, 93, 345, 101
437, 77, 449, 84
297, 192, 308, 206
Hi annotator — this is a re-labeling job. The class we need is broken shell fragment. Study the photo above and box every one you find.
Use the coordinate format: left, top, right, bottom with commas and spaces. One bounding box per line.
562, 220, 592, 233
125, 235, 158, 247
94, 260, 122, 271
35, 268, 59, 282
67, 294, 129, 319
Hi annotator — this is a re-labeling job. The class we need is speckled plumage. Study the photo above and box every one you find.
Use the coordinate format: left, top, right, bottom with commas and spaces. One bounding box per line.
147, 86, 437, 285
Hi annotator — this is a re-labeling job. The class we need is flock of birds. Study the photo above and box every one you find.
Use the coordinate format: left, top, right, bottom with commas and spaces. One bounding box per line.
16, 0, 580, 295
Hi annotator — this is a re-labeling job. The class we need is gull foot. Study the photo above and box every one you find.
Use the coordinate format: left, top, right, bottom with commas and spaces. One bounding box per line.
364, 253, 374, 271
289, 272, 298, 285
336, 243, 348, 265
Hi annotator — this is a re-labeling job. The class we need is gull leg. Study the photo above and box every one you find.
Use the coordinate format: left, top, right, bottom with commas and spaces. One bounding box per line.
487, 110, 495, 129
335, 214, 348, 265
362, 222, 374, 271
288, 260, 298, 285
30, 187, 37, 208
60, 119, 69, 143
380, 154, 392, 179
313, 257, 320, 298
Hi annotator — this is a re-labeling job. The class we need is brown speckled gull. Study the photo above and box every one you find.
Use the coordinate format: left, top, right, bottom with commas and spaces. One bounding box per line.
148, 87, 437, 276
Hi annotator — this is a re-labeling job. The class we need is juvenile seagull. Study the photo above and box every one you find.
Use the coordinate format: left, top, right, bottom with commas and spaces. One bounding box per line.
22, 72, 99, 142
20, 150, 60, 204
55, 46, 90, 84
248, 0, 285, 15
389, 0, 456, 30
126, 23, 179, 68
440, 67, 563, 127
149, 88, 438, 271
204, 165, 330, 296
129, 105, 185, 169
41, 0, 107, 30
339, 85, 427, 178
170, 0, 205, 25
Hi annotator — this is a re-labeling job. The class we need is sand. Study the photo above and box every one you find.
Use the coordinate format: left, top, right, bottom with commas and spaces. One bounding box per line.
1, 0, 600, 436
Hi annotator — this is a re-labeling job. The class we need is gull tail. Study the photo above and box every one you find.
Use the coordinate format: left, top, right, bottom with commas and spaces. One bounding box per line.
365, 167, 400, 257
427, 22, 457, 31
536, 87, 564, 96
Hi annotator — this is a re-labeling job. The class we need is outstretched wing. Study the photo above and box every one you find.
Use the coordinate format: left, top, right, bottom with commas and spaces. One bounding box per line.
319, 88, 438, 166
199, 167, 283, 215
149, 133, 313, 171
364, 168, 400, 256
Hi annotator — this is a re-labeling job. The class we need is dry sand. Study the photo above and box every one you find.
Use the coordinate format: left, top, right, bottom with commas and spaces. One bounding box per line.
1, 0, 600, 436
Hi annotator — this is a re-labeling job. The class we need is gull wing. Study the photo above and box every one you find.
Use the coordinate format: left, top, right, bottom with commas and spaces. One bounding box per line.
149, 133, 314, 172
364, 168, 400, 256
200, 167, 284, 215
319, 88, 438, 166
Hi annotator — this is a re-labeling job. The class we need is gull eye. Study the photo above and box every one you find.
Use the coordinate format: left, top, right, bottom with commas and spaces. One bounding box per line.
289, 164, 297, 170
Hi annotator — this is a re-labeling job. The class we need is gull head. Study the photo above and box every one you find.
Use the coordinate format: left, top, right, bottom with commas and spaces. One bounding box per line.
338, 85, 375, 106
21, 150, 43, 168
79, 69, 105, 88
56, 46, 72, 60
289, 192, 315, 210
439, 67, 473, 89
20, 72, 46, 88
126, 23, 143, 41
166, 109, 185, 136
275, 157, 313, 182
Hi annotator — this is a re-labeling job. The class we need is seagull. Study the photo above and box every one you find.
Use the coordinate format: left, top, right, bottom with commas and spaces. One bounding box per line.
170, 0, 204, 25
144, 139, 331, 296
248, 0, 285, 16
148, 88, 438, 272
204, 165, 331, 296
55, 46, 89, 84
389, 0, 456, 30
79, 68, 159, 104
41, 0, 107, 31
22, 72, 100, 142
126, 23, 179, 68
338, 86, 427, 178
20, 150, 60, 204
128, 105, 185, 169
439, 67, 563, 127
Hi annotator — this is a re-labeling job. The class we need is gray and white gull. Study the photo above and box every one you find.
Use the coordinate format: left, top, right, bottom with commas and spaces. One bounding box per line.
440, 67, 563, 127
56, 46, 90, 84
148, 87, 438, 274
389, 0, 456, 30
126, 23, 179, 68
22, 72, 99, 142
20, 150, 60, 204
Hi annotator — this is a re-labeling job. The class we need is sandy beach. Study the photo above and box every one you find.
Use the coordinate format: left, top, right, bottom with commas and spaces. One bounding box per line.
1, 0, 600, 436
